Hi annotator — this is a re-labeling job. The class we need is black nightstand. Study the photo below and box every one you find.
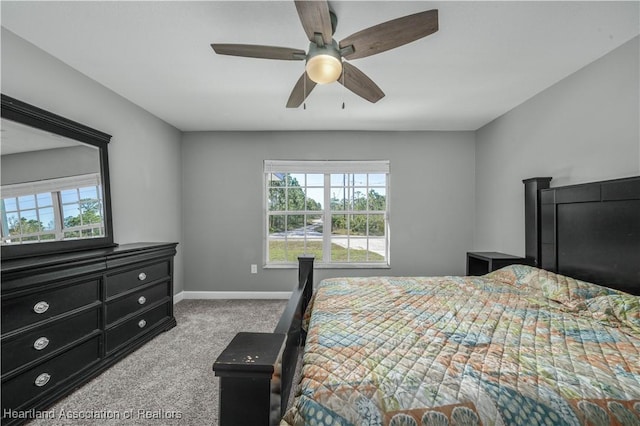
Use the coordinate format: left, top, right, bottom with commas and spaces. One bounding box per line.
466, 251, 526, 276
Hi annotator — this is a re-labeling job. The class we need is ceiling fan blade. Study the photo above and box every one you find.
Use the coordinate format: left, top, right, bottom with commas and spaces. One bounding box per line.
211, 44, 305, 60
339, 62, 385, 103
339, 9, 438, 60
294, 0, 333, 46
286, 72, 317, 108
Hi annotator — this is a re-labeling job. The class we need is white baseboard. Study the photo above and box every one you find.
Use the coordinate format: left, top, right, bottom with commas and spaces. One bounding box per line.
176, 291, 292, 300
173, 291, 185, 304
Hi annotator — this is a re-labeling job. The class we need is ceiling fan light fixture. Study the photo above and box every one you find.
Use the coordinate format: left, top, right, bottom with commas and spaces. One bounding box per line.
306, 55, 342, 84
305, 40, 342, 84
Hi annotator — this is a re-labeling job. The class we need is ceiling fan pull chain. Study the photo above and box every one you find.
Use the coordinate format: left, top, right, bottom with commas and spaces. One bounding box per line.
303, 72, 307, 110
341, 62, 345, 109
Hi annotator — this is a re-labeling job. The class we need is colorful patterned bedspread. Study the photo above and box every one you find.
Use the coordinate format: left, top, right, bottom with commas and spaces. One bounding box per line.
282, 265, 640, 426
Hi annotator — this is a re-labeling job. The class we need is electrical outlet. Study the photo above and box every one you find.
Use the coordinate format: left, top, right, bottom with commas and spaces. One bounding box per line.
251, 264, 258, 274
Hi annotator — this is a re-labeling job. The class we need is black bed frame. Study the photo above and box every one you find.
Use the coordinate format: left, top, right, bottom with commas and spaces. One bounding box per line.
213, 175, 640, 425
213, 257, 315, 425
524, 175, 639, 294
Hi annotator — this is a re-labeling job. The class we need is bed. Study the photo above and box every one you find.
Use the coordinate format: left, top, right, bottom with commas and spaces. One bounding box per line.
213, 175, 640, 426
282, 266, 640, 425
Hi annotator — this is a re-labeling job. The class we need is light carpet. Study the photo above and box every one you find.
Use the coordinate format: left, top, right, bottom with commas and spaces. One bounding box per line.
27, 299, 287, 426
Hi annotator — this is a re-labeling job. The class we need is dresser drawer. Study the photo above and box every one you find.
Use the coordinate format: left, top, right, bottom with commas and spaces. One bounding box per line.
105, 281, 169, 326
1, 308, 100, 375
1, 280, 100, 334
105, 261, 170, 297
1, 336, 100, 412
106, 302, 170, 354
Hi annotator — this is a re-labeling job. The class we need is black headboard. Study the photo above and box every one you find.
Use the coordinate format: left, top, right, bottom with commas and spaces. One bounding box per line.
526, 176, 640, 295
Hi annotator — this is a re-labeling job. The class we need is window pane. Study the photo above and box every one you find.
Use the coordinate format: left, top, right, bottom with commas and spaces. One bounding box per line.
269, 215, 286, 234
268, 187, 286, 211
268, 173, 285, 186
5, 212, 21, 234
368, 189, 386, 210
347, 246, 370, 262
3, 198, 18, 212
304, 239, 323, 260
285, 240, 308, 262
18, 195, 36, 210
369, 214, 386, 236
268, 239, 285, 262
63, 205, 81, 224
350, 214, 368, 236
330, 174, 347, 186
288, 173, 305, 187
18, 210, 42, 234
39, 207, 56, 230
369, 173, 386, 186
21, 209, 39, 223
287, 214, 305, 234
287, 187, 306, 211
307, 214, 323, 236
36, 193, 53, 207
83, 202, 103, 224
269, 238, 318, 263
331, 188, 349, 211
306, 214, 323, 259
352, 190, 368, 211
331, 214, 348, 235
353, 174, 367, 186
330, 237, 348, 262
79, 186, 98, 200
306, 174, 323, 186
61, 189, 79, 203
306, 188, 323, 211
82, 227, 101, 237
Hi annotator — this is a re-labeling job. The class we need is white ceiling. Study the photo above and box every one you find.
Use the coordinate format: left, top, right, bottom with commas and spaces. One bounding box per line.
0, 118, 83, 155
1, 1, 638, 132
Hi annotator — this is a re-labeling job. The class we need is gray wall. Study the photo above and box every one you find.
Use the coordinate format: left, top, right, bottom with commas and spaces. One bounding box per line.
182, 131, 476, 292
1, 29, 185, 293
3, 27, 637, 295
474, 36, 640, 257
2, 145, 100, 185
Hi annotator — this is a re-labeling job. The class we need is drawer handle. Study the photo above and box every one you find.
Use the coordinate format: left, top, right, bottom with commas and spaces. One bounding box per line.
138, 272, 147, 281
33, 337, 50, 351
138, 319, 147, 328
35, 373, 51, 387
138, 296, 147, 305
33, 301, 50, 314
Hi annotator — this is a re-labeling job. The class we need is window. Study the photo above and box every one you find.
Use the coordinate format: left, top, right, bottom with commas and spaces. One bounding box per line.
1, 174, 104, 244
265, 160, 389, 267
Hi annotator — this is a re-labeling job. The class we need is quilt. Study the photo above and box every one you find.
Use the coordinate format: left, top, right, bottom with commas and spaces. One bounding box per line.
282, 265, 640, 426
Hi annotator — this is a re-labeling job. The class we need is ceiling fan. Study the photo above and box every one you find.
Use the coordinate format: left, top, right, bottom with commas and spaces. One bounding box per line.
211, 1, 438, 108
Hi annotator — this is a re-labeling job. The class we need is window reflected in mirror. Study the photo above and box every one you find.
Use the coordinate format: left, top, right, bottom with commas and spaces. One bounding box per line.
1, 118, 105, 245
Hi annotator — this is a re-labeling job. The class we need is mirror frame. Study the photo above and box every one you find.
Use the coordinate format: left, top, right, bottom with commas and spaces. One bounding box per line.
1, 94, 116, 259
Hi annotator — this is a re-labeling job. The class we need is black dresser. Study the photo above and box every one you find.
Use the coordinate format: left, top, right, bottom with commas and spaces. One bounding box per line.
1, 242, 177, 425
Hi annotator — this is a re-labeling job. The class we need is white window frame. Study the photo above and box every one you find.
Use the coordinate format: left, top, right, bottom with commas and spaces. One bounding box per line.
1, 173, 104, 244
264, 160, 390, 269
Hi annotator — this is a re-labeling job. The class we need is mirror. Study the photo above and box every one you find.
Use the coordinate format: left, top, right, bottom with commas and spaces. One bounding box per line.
1, 94, 115, 259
